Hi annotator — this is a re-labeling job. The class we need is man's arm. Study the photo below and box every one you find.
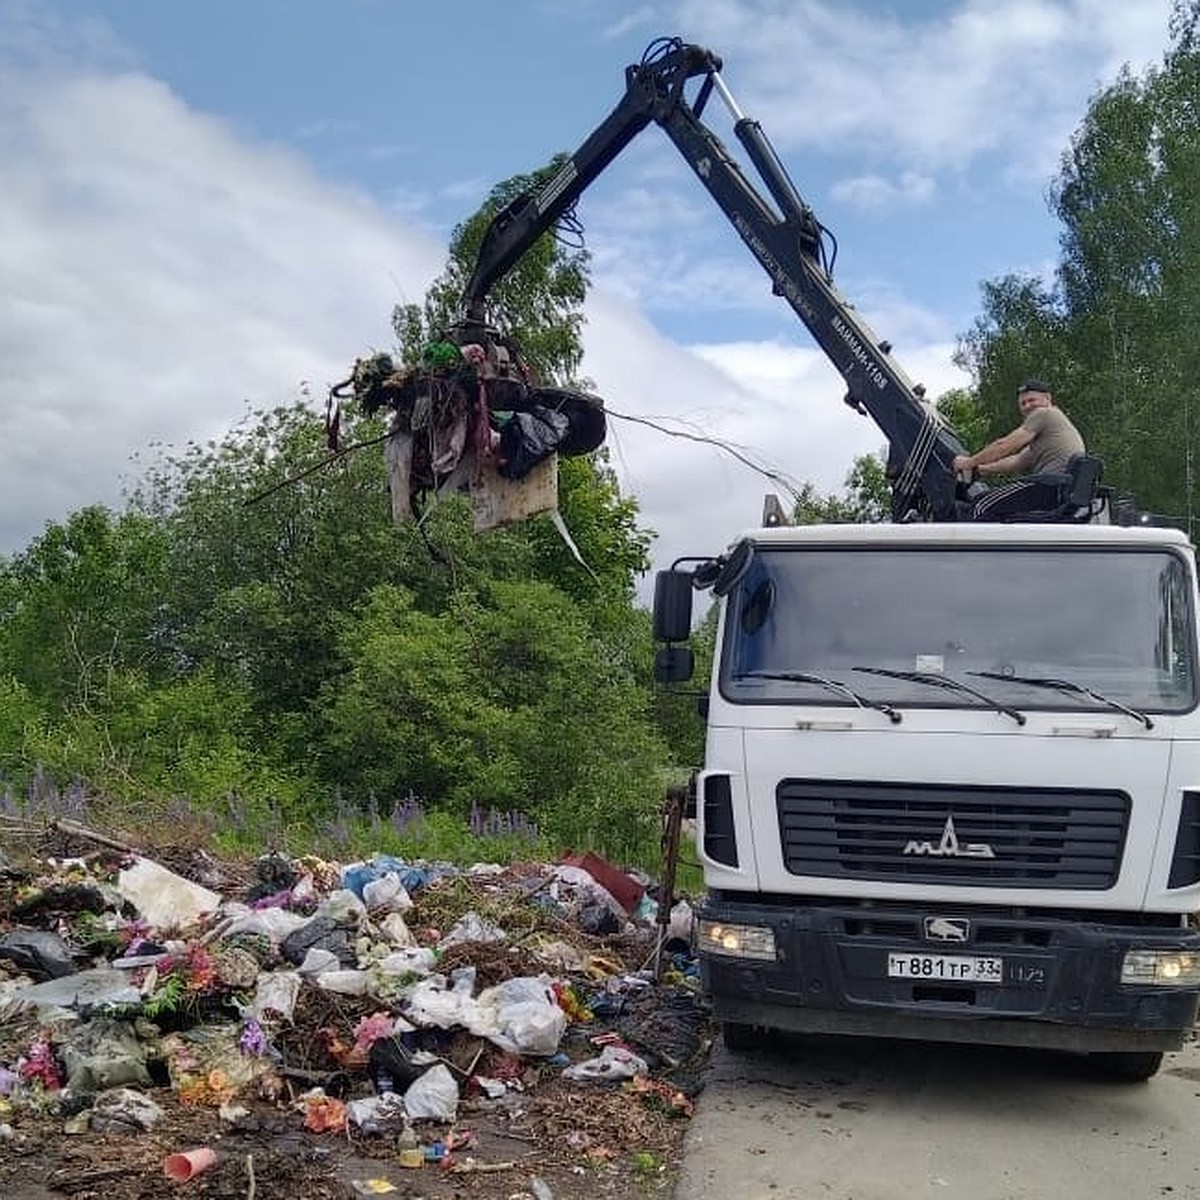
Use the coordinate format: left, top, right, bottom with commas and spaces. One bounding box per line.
952, 425, 1035, 473
977, 452, 1028, 477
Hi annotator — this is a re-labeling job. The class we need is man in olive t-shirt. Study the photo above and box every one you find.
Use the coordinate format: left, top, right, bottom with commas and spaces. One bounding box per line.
952, 379, 1085, 478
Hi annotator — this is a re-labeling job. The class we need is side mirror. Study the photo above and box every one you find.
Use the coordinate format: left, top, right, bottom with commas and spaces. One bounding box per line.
655, 645, 695, 684
653, 570, 694, 642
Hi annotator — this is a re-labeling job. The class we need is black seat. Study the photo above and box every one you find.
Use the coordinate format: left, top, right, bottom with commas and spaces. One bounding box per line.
970, 454, 1105, 523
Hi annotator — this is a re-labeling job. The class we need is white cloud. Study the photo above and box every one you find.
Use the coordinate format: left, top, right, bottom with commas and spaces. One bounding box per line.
581, 296, 969, 597
832, 171, 936, 210
0, 61, 444, 553
670, 0, 1172, 178
602, 6, 661, 40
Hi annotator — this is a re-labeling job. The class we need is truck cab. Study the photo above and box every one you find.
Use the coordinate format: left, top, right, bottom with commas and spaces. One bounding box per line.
658, 522, 1200, 1079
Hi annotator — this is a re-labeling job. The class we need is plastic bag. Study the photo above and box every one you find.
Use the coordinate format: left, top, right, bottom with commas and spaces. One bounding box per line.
61, 1017, 151, 1093
90, 1086, 165, 1132
16, 968, 142, 1016
440, 911, 506, 947
368, 1037, 427, 1092
116, 857, 222, 932
497, 408, 569, 480
402, 1063, 458, 1121
314, 969, 371, 996
562, 1044, 648, 1082
281, 917, 356, 967
405, 977, 478, 1029
346, 1091, 408, 1133
0, 929, 75, 980
362, 874, 413, 913
314, 889, 368, 925
245, 970, 302, 1021
478, 976, 567, 1057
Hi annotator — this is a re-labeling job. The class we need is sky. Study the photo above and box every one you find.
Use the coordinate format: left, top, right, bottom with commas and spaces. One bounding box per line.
0, 0, 1177, 599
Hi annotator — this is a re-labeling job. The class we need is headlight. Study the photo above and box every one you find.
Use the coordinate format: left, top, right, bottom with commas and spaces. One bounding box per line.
1121, 949, 1200, 986
697, 919, 777, 961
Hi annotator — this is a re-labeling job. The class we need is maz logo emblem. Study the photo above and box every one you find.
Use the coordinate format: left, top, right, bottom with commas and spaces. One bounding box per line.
902, 815, 995, 859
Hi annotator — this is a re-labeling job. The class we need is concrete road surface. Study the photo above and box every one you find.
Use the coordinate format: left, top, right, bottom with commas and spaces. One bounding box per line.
675, 1032, 1200, 1199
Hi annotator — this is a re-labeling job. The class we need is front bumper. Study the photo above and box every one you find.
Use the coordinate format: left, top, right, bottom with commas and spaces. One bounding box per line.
699, 897, 1200, 1053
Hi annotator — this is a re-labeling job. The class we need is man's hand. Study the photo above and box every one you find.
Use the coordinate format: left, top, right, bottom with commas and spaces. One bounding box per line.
953, 454, 973, 473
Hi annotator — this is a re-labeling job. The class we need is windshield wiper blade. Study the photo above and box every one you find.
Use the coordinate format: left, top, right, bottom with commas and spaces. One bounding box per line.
737, 670, 902, 724
968, 671, 1154, 730
851, 666, 1026, 726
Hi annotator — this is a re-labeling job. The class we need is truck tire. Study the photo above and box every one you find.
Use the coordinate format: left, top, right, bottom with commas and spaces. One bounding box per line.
1092, 1051, 1164, 1082
721, 1021, 763, 1052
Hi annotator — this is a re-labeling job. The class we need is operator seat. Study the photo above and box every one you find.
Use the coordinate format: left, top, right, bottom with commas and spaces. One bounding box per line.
969, 454, 1105, 524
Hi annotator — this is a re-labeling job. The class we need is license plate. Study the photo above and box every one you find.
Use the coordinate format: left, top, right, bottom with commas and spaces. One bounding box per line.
887, 953, 1004, 982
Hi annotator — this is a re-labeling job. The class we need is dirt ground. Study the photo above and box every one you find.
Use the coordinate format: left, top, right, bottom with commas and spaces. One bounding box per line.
0, 1074, 694, 1199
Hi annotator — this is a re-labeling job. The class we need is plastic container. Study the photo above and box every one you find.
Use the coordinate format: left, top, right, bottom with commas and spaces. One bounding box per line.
163, 1147, 217, 1181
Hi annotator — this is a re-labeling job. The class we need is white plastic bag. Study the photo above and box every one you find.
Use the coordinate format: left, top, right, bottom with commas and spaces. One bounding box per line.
314, 969, 370, 996
246, 970, 302, 1021
562, 1044, 648, 1081
362, 873, 413, 913
478, 975, 566, 1056
116, 858, 222, 932
402, 1062, 459, 1121
440, 911, 506, 947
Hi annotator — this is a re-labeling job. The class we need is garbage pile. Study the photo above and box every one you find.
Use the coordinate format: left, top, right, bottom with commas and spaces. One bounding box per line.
0, 834, 707, 1199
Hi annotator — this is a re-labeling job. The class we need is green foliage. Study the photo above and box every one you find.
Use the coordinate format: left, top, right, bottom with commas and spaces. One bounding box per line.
935, 387, 991, 452
0, 507, 171, 709
319, 580, 669, 863
140, 971, 187, 1019
319, 805, 554, 870
790, 452, 890, 524
0, 675, 47, 783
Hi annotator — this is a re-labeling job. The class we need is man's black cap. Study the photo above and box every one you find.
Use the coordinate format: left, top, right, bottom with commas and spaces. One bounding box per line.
1017, 378, 1051, 394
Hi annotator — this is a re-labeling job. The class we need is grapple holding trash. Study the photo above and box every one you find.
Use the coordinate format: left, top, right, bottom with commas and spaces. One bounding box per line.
329, 325, 606, 533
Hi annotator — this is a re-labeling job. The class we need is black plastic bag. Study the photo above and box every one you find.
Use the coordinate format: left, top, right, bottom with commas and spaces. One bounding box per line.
497, 407, 570, 480
368, 1035, 428, 1093
0, 928, 76, 979
279, 916, 356, 967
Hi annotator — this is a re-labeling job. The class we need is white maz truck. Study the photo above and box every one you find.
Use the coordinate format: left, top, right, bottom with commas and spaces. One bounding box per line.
653, 522, 1200, 1080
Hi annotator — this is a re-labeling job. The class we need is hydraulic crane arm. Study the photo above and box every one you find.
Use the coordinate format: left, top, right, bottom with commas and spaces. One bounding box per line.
459, 37, 971, 521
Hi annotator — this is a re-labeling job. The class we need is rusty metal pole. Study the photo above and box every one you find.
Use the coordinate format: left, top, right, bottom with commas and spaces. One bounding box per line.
654, 783, 687, 979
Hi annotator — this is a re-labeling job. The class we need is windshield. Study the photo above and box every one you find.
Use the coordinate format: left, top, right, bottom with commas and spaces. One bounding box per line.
720, 545, 1197, 713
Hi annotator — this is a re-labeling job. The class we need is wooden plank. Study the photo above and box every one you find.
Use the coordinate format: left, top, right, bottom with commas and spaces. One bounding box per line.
470, 453, 558, 531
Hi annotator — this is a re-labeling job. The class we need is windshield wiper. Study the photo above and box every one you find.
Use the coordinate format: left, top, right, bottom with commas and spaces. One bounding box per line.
851, 666, 1026, 726
968, 671, 1154, 730
736, 670, 902, 724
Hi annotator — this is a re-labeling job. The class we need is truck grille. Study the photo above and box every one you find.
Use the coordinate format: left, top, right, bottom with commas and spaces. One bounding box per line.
777, 779, 1129, 888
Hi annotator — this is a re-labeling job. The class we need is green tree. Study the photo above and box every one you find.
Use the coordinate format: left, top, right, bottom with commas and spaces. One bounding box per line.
320, 581, 668, 860
0, 507, 171, 709
790, 452, 890, 524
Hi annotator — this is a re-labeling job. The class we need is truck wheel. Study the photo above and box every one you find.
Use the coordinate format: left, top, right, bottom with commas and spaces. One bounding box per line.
1093, 1051, 1164, 1082
721, 1021, 763, 1051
